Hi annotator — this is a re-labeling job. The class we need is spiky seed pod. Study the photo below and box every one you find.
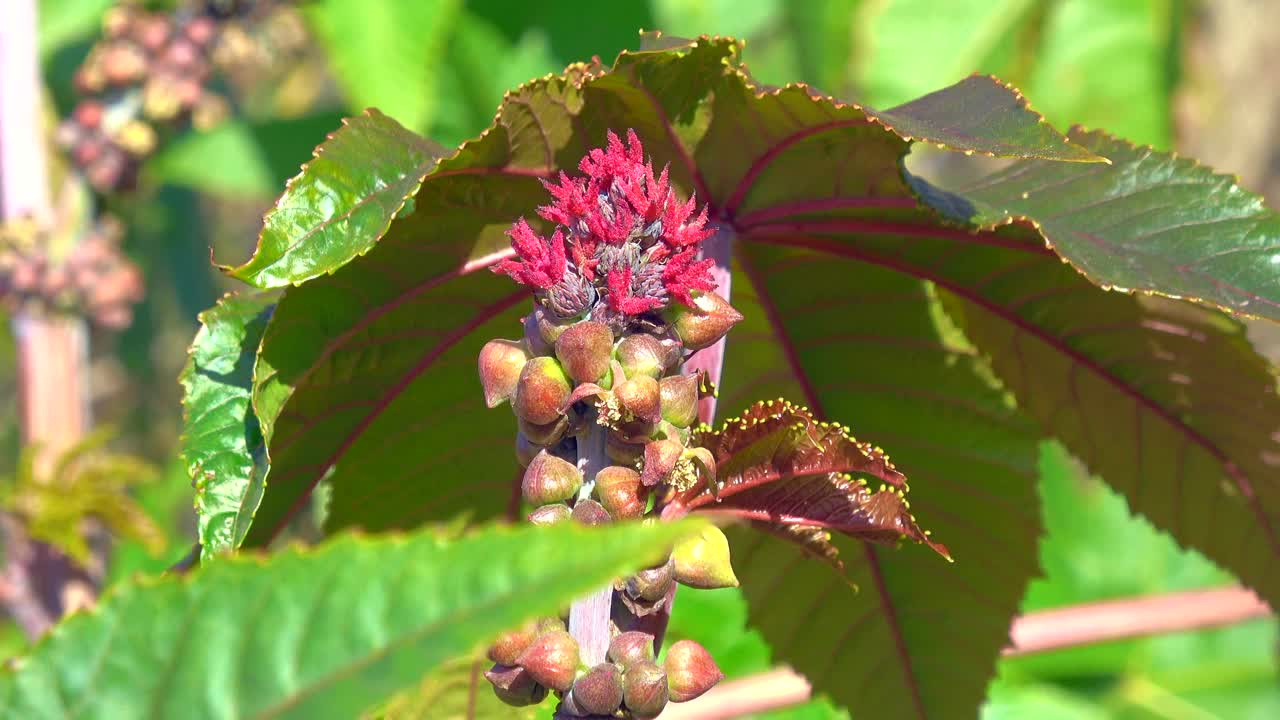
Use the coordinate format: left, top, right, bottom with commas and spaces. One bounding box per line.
615, 374, 661, 423
478, 339, 530, 408
660, 374, 701, 428
622, 661, 669, 717
571, 663, 624, 715
672, 525, 739, 590
571, 498, 611, 526
554, 320, 614, 384
488, 622, 539, 666
528, 503, 571, 526
513, 356, 572, 425
608, 631, 656, 668
615, 333, 667, 379
515, 433, 542, 467
515, 629, 580, 692
624, 555, 674, 602
518, 414, 569, 446
606, 432, 646, 465
640, 438, 683, 487
664, 640, 723, 703
594, 465, 645, 519
522, 451, 583, 505
665, 291, 744, 351
484, 664, 547, 707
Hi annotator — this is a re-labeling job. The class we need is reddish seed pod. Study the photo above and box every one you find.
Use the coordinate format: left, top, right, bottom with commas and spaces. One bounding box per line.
522, 451, 583, 505
74, 101, 105, 130
535, 307, 573, 345
513, 356, 572, 425
515, 629, 580, 692
625, 555, 675, 602
615, 374, 661, 423
594, 465, 645, 519
664, 639, 724, 702
487, 622, 539, 666
528, 503, 571, 526
640, 438, 683, 487
622, 661, 669, 717
665, 291, 744, 351
554, 320, 614, 384
518, 414, 569, 446
184, 16, 217, 46
615, 333, 667, 379
571, 498, 611, 526
571, 663, 624, 715
660, 374, 701, 428
484, 663, 547, 707
606, 431, 645, 465
515, 433, 542, 467
479, 338, 530, 408
522, 312, 553, 356
608, 631, 656, 668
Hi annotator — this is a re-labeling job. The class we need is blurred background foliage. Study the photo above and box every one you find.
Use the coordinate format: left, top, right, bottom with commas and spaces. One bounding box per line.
4, 0, 1277, 717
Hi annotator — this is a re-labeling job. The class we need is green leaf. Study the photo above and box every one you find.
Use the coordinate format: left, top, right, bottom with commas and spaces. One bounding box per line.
683, 399, 949, 559
368, 655, 541, 719
38, 0, 113, 58
0, 520, 699, 719
224, 110, 447, 288
180, 292, 274, 562
914, 128, 1280, 321
303, 0, 462, 134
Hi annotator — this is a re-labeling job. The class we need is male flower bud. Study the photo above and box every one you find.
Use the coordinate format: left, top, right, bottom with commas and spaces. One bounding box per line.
640, 438, 684, 487
555, 320, 614, 384
615, 333, 667, 379
624, 556, 674, 603
595, 465, 645, 519
515, 629, 580, 692
571, 498, 612, 526
528, 503, 571, 525
664, 640, 724, 702
660, 374, 700, 428
522, 451, 583, 505
608, 631, 656, 668
513, 356, 572, 425
665, 291, 743, 351
622, 661, 669, 717
672, 524, 739, 589
615, 374, 661, 423
571, 663, 624, 715
484, 664, 547, 707
488, 622, 538, 666
478, 339, 530, 408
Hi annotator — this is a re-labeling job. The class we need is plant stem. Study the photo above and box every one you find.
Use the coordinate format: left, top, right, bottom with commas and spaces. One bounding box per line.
0, 0, 97, 639
569, 420, 612, 667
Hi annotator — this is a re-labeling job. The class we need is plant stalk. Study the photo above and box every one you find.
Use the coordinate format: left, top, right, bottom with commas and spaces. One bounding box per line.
568, 420, 613, 667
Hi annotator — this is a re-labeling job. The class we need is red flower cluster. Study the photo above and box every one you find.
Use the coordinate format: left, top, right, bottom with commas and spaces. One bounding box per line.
496, 130, 717, 321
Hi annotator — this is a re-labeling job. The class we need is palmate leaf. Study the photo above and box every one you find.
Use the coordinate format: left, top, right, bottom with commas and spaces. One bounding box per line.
0, 520, 699, 719
677, 399, 949, 559
179, 292, 274, 561
207, 34, 1280, 719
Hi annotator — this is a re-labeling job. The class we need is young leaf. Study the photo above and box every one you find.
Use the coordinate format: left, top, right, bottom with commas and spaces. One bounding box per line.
0, 520, 699, 719
179, 292, 273, 561
679, 399, 948, 559
225, 110, 448, 288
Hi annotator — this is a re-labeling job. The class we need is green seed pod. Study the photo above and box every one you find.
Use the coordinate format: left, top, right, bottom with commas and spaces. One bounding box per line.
608, 631, 656, 669
522, 451, 583, 505
555, 320, 614, 384
513, 356, 572, 425
625, 555, 674, 602
665, 291, 743, 351
659, 374, 700, 428
615, 334, 667, 379
615, 374, 661, 423
571, 498, 611, 526
487, 622, 538, 666
528, 503, 571, 526
515, 629, 580, 692
664, 640, 723, 703
672, 524, 739, 590
622, 661, 669, 717
478, 339, 530, 408
484, 663, 547, 707
594, 465, 645, 519
535, 307, 573, 345
571, 663, 624, 715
